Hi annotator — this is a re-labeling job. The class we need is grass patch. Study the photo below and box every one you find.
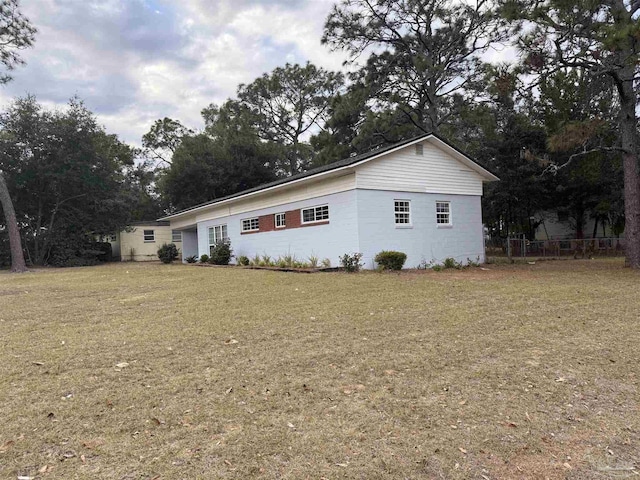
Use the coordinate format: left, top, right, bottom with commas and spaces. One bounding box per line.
1, 260, 639, 478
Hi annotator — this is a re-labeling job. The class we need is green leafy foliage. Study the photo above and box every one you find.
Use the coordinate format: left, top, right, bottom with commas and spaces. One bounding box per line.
443, 257, 463, 270
157, 243, 179, 264
199, 254, 209, 263
209, 241, 233, 265
0, 97, 144, 266
374, 251, 407, 271
237, 255, 250, 266
340, 252, 363, 272
159, 103, 277, 211
185, 255, 198, 264
237, 62, 343, 175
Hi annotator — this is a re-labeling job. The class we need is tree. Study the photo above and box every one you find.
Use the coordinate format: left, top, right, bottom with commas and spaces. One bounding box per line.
238, 62, 343, 175
0, 0, 36, 84
322, 0, 506, 137
0, 0, 35, 272
504, 0, 640, 267
537, 69, 622, 239
160, 101, 277, 211
0, 170, 24, 271
0, 97, 137, 266
141, 117, 192, 167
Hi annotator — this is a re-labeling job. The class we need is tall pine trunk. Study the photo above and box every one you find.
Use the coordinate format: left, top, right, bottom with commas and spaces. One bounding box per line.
618, 71, 640, 269
0, 171, 27, 272
608, 0, 640, 269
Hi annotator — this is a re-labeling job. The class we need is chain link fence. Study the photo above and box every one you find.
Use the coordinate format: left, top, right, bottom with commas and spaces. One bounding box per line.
486, 236, 626, 259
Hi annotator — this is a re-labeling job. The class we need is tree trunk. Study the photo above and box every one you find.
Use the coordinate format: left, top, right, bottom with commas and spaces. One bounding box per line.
0, 171, 27, 272
618, 73, 640, 269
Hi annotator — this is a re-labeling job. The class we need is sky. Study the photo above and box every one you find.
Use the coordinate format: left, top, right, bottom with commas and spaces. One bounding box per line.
3, 0, 516, 147
1, 0, 349, 145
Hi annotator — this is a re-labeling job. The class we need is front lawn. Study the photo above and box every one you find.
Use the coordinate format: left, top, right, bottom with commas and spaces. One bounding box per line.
1, 260, 638, 479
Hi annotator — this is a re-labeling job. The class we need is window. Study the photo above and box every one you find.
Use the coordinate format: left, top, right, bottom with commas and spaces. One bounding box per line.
143, 230, 155, 242
208, 224, 228, 247
275, 212, 286, 228
415, 143, 424, 155
302, 205, 329, 224
436, 201, 451, 225
241, 217, 260, 232
172, 230, 182, 242
394, 200, 411, 225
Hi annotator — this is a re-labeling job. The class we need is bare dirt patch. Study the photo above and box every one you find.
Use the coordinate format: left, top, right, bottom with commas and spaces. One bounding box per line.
0, 260, 638, 479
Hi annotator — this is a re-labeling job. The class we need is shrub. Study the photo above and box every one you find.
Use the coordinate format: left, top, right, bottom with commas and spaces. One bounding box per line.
340, 252, 363, 272
209, 241, 233, 265
308, 254, 319, 268
250, 254, 261, 266
466, 256, 481, 267
321, 258, 331, 268
157, 243, 179, 264
443, 257, 462, 269
237, 255, 250, 266
282, 254, 295, 268
374, 250, 407, 271
200, 254, 210, 263
416, 258, 431, 270
185, 255, 198, 264
47, 237, 110, 267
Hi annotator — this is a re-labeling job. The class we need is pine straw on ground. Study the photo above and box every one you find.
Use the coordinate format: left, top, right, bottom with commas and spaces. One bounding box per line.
0, 259, 638, 479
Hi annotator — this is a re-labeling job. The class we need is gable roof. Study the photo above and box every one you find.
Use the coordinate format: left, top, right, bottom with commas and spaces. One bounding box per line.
160, 132, 498, 221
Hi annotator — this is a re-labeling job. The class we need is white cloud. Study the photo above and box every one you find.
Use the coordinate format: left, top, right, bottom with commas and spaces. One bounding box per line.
0, 0, 512, 148
0, 0, 343, 145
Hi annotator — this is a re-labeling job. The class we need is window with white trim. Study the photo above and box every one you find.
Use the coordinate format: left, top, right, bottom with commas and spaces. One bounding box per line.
275, 212, 286, 228
172, 230, 182, 242
208, 224, 228, 248
302, 205, 329, 224
394, 200, 411, 225
241, 217, 260, 232
436, 201, 451, 225
143, 230, 155, 242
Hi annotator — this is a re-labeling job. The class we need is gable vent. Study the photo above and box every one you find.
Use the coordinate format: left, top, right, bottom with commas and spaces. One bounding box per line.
415, 143, 424, 155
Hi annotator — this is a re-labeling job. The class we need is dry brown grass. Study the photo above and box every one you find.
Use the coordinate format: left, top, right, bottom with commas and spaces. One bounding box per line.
0, 259, 638, 479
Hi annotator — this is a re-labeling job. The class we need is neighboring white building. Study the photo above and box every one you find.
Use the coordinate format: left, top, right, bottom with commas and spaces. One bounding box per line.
534, 210, 621, 240
103, 221, 183, 261
161, 134, 499, 268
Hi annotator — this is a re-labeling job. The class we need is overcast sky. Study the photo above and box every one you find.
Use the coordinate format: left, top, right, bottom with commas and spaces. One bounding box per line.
1, 0, 348, 145
3, 0, 516, 147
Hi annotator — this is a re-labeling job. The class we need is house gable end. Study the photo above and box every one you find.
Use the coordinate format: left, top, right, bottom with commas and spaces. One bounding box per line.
354, 139, 488, 196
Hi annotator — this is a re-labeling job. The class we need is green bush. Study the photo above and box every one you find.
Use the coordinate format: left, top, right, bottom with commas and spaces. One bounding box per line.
237, 255, 250, 266
157, 243, 179, 264
209, 240, 233, 265
443, 257, 462, 269
185, 255, 197, 263
321, 258, 331, 268
200, 254, 210, 263
340, 252, 363, 272
374, 250, 407, 270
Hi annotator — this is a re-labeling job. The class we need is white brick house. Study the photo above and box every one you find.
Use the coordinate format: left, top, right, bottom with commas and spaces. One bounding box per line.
161, 133, 498, 268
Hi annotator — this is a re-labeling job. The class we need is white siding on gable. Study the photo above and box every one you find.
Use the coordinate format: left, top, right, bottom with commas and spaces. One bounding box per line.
355, 140, 485, 196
